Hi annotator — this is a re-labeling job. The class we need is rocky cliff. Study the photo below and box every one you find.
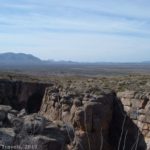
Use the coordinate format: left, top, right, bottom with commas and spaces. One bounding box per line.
117, 91, 150, 149
40, 86, 115, 150
0, 78, 149, 150
40, 85, 147, 150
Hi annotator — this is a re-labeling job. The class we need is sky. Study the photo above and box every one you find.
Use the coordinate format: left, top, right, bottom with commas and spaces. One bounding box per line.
0, 0, 150, 62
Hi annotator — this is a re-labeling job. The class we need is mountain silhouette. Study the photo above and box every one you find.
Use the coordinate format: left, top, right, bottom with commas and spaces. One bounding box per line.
0, 52, 42, 65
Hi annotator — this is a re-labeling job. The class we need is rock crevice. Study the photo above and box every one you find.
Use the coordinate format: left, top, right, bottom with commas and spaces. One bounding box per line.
0, 79, 50, 113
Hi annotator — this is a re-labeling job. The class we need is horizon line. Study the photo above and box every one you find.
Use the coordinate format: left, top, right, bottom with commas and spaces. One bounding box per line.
0, 52, 150, 64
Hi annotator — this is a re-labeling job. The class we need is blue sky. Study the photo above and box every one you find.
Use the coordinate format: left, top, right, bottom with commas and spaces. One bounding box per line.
0, 0, 150, 62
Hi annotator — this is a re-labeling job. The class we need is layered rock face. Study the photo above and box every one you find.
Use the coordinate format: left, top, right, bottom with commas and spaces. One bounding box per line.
40, 86, 147, 150
117, 91, 150, 149
0, 79, 50, 113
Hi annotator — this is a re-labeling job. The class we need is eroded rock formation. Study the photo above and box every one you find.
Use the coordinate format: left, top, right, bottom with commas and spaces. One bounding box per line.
117, 91, 150, 149
40, 86, 147, 150
0, 79, 149, 150
0, 104, 70, 150
40, 86, 115, 150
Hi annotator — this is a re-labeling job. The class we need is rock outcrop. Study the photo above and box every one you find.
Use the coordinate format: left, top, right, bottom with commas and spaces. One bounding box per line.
40, 86, 147, 150
117, 91, 150, 149
0, 105, 71, 150
40, 86, 114, 150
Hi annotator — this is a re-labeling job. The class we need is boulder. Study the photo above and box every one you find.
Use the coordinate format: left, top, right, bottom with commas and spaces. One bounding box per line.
117, 91, 135, 99
0, 128, 15, 146
17, 108, 27, 118
23, 113, 46, 134
12, 118, 24, 133
0, 105, 12, 112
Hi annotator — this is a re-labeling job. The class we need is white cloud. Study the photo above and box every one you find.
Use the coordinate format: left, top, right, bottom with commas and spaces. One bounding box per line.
0, 0, 150, 61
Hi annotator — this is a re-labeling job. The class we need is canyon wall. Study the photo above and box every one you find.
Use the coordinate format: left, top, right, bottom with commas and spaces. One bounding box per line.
0, 79, 50, 113
0, 79, 149, 150
40, 86, 147, 150
117, 91, 150, 149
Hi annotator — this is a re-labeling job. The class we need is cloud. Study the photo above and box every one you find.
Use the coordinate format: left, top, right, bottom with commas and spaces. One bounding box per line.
0, 0, 150, 36
0, 0, 150, 61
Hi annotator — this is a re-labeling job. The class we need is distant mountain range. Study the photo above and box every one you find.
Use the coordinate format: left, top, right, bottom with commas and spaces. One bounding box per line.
0, 52, 78, 66
0, 52, 150, 66
0, 52, 42, 65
